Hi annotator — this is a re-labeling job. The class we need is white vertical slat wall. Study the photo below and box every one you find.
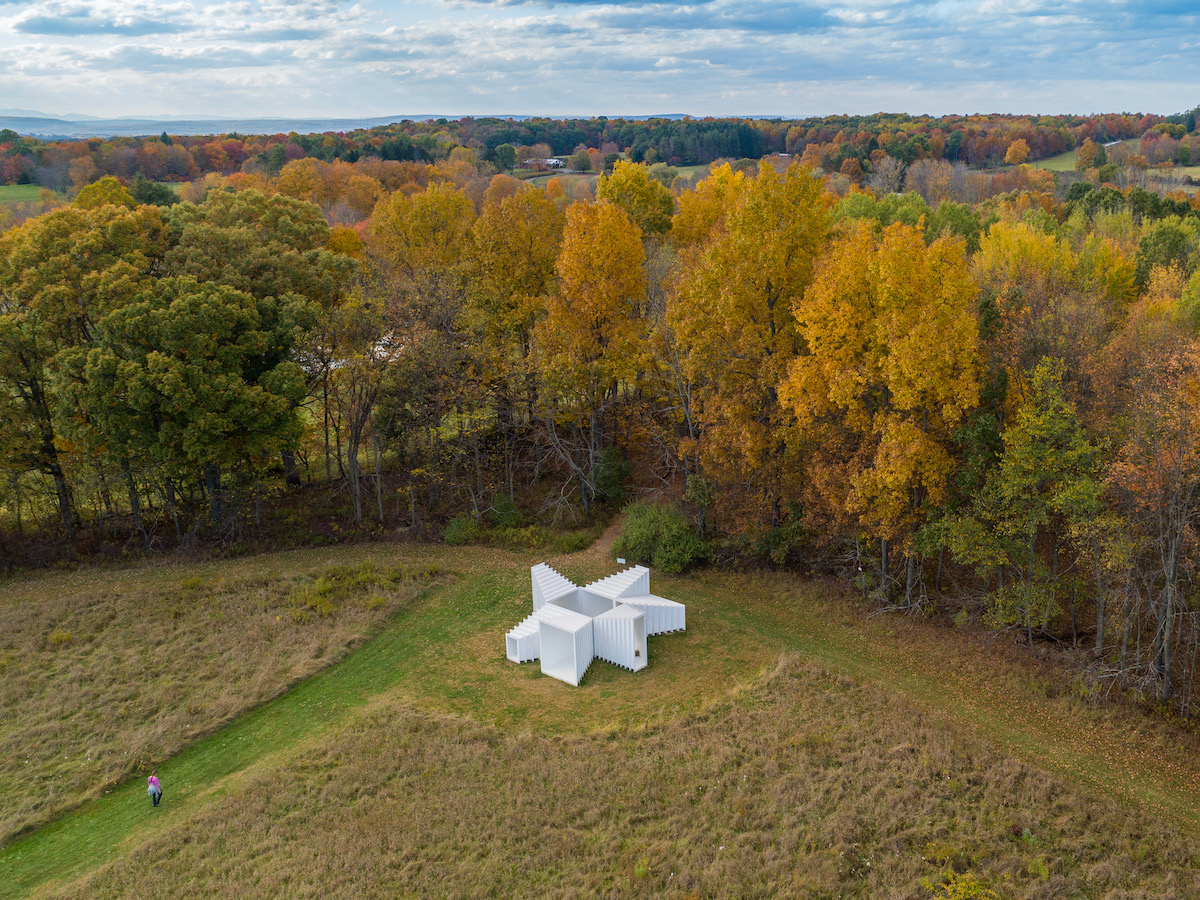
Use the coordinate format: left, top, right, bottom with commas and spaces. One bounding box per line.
617, 595, 686, 635
505, 610, 543, 663
574, 588, 617, 618
593, 605, 647, 671
535, 605, 594, 686
531, 563, 578, 611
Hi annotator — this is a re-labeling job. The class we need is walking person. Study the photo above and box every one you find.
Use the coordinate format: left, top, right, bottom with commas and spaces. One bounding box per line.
148, 770, 162, 807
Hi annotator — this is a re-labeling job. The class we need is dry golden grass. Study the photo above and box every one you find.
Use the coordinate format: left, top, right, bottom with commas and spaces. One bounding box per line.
44, 656, 1199, 900
0, 561, 437, 842
6, 525, 1200, 898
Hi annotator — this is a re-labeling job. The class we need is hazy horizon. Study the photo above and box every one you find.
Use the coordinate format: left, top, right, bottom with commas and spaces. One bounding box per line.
2, 1, 1197, 122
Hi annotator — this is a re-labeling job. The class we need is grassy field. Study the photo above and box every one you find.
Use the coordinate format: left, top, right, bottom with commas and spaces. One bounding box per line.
2, 534, 1200, 897
0, 558, 442, 842
1031, 139, 1169, 173
1032, 150, 1077, 172
0, 184, 49, 204
523, 163, 708, 191
523, 171, 598, 190
36, 660, 1199, 899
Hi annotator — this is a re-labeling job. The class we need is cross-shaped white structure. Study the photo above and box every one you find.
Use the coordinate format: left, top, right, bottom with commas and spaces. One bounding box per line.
505, 563, 686, 686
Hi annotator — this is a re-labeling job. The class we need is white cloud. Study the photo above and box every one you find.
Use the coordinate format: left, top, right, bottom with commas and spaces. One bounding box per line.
0, 0, 1196, 118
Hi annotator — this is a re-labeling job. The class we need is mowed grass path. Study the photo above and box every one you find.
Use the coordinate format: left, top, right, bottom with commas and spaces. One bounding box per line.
3, 537, 1200, 897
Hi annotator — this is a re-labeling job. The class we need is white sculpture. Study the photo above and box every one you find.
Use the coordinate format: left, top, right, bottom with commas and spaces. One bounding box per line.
506, 563, 686, 686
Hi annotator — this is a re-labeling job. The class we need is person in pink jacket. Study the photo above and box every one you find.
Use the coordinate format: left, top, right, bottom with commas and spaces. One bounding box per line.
147, 770, 162, 807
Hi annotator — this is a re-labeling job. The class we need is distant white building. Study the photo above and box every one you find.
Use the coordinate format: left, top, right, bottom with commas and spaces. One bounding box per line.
506, 563, 686, 686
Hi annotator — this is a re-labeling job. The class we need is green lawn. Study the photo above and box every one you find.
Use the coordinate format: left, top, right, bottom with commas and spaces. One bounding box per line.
0, 182, 182, 208
2, 536, 1199, 897
1032, 149, 1077, 171
0, 184, 50, 204
1032, 138, 1168, 173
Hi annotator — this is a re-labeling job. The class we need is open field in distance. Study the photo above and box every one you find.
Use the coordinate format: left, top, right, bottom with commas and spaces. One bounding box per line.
0, 184, 48, 203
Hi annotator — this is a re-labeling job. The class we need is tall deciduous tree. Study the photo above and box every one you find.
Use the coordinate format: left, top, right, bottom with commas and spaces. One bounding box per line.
596, 160, 675, 237
785, 221, 980, 603
321, 294, 399, 524
465, 186, 564, 357
1004, 139, 1031, 165
164, 188, 354, 491
74, 176, 136, 210
463, 186, 565, 496
671, 162, 829, 530
943, 359, 1101, 638
0, 204, 168, 539
69, 276, 316, 529
972, 220, 1122, 414
1107, 340, 1200, 703
368, 181, 475, 329
366, 182, 478, 514
534, 201, 646, 510
166, 189, 352, 309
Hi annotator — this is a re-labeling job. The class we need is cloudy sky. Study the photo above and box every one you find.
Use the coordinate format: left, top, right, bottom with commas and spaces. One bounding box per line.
2, 0, 1197, 119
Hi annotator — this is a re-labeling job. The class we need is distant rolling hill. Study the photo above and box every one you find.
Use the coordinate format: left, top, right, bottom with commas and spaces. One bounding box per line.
1, 111, 698, 139
0, 114, 439, 139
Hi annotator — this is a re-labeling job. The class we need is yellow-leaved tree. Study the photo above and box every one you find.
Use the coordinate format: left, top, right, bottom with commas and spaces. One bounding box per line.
973, 219, 1130, 422
534, 201, 647, 511
462, 185, 566, 497
465, 186, 564, 357
368, 181, 476, 286
670, 162, 829, 534
365, 182, 480, 517
670, 162, 746, 248
595, 159, 675, 237
784, 221, 980, 604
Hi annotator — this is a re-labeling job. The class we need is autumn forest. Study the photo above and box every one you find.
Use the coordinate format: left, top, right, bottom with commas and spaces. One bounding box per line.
3, 109, 1200, 721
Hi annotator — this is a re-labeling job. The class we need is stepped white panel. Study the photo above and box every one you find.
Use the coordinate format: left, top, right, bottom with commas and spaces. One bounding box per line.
593, 605, 647, 672
537, 605, 594, 686
618, 595, 686, 636
583, 565, 649, 600
531, 563, 577, 611
615, 566, 650, 597
505, 612, 543, 663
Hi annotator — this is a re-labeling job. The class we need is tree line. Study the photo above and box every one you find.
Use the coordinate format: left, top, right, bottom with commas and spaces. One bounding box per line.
5, 106, 1199, 194
2, 156, 1200, 715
